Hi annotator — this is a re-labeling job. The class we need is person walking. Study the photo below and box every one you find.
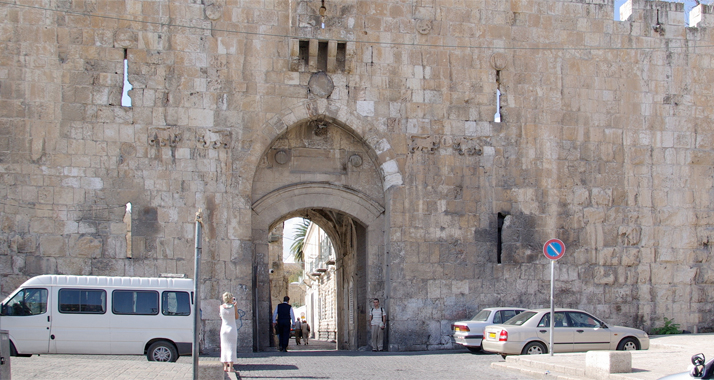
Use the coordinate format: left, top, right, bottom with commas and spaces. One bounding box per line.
294, 318, 302, 345
219, 292, 239, 372
370, 298, 386, 351
301, 318, 311, 345
272, 296, 295, 352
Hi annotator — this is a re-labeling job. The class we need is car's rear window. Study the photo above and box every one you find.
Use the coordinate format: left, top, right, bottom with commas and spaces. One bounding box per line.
503, 311, 536, 325
471, 309, 491, 322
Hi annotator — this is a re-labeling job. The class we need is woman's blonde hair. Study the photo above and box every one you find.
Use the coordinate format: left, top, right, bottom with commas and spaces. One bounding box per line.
222, 292, 233, 304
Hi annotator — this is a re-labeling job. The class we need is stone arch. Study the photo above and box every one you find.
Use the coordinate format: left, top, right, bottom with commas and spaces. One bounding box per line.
238, 99, 403, 191
248, 108, 392, 351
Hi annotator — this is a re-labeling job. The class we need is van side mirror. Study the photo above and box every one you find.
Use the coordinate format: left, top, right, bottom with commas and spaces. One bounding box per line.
691, 353, 706, 378
0, 303, 6, 316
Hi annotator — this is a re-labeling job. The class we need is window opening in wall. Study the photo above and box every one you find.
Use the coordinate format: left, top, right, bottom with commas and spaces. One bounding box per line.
336, 42, 346, 72
121, 49, 133, 107
615, 0, 632, 21
317, 41, 328, 72
124, 202, 132, 258
299, 40, 309, 71
497, 213, 506, 264
615, 0, 710, 23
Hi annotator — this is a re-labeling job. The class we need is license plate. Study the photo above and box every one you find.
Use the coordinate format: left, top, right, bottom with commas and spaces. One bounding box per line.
488, 332, 496, 339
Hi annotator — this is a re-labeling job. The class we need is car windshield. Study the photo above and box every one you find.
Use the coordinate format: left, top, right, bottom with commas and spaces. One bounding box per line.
503, 311, 536, 325
470, 309, 491, 322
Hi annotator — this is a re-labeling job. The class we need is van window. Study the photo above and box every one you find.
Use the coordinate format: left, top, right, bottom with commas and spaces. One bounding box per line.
59, 289, 106, 314
2, 288, 48, 316
162, 291, 191, 316
113, 290, 159, 315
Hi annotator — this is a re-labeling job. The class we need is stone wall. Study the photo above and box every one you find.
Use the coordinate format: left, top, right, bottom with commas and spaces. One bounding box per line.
1, 0, 714, 352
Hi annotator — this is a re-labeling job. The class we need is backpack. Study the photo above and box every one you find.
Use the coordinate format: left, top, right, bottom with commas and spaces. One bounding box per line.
370, 307, 384, 320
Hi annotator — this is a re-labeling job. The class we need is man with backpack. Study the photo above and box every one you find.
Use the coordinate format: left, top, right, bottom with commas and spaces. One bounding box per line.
369, 298, 386, 351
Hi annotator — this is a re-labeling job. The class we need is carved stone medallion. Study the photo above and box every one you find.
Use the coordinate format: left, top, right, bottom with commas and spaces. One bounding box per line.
274, 150, 289, 165
308, 71, 334, 98
205, 4, 223, 20
490, 53, 508, 71
349, 154, 363, 167
416, 19, 432, 35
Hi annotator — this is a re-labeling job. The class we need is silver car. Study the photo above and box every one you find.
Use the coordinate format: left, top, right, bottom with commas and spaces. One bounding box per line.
482, 308, 650, 357
452, 307, 526, 352
659, 353, 714, 379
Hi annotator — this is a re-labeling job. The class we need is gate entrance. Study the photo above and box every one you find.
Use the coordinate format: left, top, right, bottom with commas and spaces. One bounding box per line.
250, 115, 389, 350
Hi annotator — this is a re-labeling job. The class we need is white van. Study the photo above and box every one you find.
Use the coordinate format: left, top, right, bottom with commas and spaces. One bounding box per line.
0, 275, 194, 362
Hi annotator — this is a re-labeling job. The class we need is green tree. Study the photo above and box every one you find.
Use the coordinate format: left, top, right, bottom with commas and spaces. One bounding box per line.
289, 219, 311, 263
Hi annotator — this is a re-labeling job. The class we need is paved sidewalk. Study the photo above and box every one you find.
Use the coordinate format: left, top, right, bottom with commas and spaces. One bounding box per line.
10, 340, 533, 380
491, 333, 714, 380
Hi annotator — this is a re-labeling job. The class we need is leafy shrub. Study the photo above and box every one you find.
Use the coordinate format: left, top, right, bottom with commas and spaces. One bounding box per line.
651, 317, 681, 335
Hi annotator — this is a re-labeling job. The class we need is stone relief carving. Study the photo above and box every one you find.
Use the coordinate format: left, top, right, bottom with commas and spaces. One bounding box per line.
147, 128, 232, 149
274, 150, 289, 165
197, 129, 231, 149
409, 135, 487, 156
349, 154, 363, 167
416, 19, 432, 35
148, 127, 182, 148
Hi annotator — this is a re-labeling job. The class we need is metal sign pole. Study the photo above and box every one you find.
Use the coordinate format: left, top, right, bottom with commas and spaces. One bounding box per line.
543, 238, 565, 357
193, 210, 203, 380
549, 259, 554, 357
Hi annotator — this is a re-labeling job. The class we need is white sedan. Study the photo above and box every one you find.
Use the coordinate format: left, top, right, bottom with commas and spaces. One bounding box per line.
482, 308, 649, 357
452, 307, 526, 352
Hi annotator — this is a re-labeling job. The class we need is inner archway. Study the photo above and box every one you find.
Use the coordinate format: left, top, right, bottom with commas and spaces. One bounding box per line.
250, 118, 387, 351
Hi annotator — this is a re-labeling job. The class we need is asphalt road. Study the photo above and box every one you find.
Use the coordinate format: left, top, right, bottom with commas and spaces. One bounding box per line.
9, 340, 534, 380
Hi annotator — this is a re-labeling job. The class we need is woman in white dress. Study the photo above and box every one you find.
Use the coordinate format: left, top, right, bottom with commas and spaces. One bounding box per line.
220, 292, 239, 372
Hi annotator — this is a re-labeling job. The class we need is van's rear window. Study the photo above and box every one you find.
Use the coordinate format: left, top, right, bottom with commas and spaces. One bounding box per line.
59, 289, 106, 314
112, 290, 159, 315
162, 291, 191, 316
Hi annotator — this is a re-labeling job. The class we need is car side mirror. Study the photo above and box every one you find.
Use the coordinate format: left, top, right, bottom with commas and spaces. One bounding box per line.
690, 353, 706, 378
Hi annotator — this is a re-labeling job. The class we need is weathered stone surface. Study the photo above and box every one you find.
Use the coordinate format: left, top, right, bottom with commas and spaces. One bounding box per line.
2, 0, 714, 353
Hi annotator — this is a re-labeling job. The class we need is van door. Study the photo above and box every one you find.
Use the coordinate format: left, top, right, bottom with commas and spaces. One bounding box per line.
0, 288, 51, 354
50, 288, 110, 354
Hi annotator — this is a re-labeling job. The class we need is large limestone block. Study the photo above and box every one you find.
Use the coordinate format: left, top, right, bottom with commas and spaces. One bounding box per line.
585, 351, 631, 379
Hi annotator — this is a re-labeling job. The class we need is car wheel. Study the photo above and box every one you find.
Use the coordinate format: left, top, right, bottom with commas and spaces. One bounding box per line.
466, 346, 482, 353
616, 337, 640, 351
522, 342, 547, 355
147, 341, 178, 362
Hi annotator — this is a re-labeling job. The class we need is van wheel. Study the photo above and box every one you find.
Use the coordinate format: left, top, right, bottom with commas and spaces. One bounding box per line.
10, 341, 31, 358
147, 341, 178, 362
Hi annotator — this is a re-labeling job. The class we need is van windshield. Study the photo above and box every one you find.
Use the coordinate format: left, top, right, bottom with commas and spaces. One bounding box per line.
2, 288, 48, 316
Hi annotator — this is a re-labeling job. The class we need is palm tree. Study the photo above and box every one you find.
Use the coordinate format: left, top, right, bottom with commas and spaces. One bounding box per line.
289, 218, 311, 263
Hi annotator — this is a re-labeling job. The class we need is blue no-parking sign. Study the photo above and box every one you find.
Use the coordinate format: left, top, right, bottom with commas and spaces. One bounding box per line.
543, 238, 565, 260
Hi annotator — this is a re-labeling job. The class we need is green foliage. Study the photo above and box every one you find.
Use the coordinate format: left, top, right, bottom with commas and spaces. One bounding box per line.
651, 317, 681, 335
289, 219, 311, 263
288, 270, 303, 284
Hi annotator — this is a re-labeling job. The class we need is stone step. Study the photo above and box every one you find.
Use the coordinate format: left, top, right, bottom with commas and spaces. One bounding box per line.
491, 361, 590, 380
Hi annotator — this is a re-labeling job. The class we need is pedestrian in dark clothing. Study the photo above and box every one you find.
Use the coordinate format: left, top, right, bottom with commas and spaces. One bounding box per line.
272, 296, 295, 352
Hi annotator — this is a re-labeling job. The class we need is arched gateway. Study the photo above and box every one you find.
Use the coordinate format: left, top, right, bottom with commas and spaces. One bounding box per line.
248, 100, 402, 350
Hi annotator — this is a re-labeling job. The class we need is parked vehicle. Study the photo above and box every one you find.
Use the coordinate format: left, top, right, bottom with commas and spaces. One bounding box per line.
0, 275, 194, 362
659, 353, 714, 379
452, 307, 526, 352
482, 308, 649, 358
